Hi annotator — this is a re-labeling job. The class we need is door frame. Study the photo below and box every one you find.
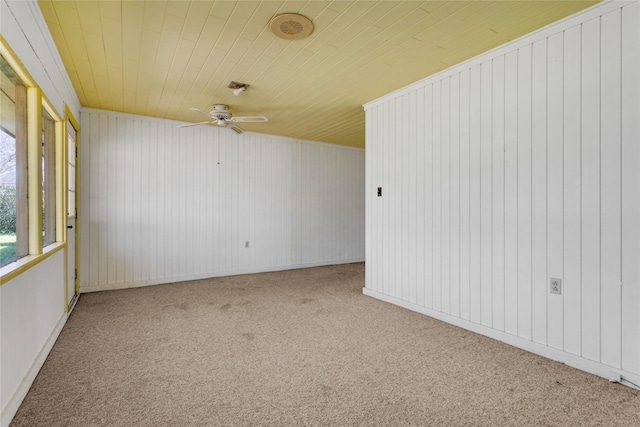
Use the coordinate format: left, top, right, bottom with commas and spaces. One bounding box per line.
65, 105, 79, 313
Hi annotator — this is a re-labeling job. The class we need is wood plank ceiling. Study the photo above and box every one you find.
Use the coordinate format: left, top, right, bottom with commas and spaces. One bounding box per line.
38, 1, 599, 148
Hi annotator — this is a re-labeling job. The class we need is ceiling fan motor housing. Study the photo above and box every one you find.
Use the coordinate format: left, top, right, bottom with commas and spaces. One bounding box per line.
210, 104, 232, 120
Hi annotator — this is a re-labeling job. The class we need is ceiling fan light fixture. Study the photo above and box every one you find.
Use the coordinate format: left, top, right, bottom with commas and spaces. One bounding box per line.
270, 13, 313, 40
228, 81, 250, 96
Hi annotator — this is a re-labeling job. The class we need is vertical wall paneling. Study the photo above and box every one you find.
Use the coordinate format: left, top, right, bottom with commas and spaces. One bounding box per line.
599, 9, 622, 369
433, 82, 442, 311
492, 56, 506, 332
563, 25, 582, 356
99, 115, 109, 285
480, 61, 493, 327
149, 122, 159, 279
479, 61, 494, 326
424, 85, 434, 308
416, 87, 426, 307
389, 98, 398, 298
79, 109, 364, 291
459, 71, 470, 321
408, 91, 418, 304
517, 44, 533, 341
292, 139, 301, 266
450, 75, 461, 318
469, 65, 481, 324
580, 16, 601, 363
547, 32, 564, 350
107, 116, 118, 284
401, 94, 410, 302
140, 121, 151, 279
441, 78, 451, 314
364, 1, 640, 386
88, 113, 100, 286
382, 100, 392, 296
504, 50, 519, 336
376, 106, 385, 294
620, 1, 640, 376
531, 39, 548, 345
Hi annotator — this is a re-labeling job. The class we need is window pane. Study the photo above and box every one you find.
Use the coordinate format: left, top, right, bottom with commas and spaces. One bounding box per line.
0, 55, 27, 266
67, 122, 76, 217
42, 107, 55, 247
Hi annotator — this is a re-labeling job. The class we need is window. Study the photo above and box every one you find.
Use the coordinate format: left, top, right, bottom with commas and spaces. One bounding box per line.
0, 54, 28, 267
42, 107, 55, 246
1, 38, 66, 276
67, 121, 76, 218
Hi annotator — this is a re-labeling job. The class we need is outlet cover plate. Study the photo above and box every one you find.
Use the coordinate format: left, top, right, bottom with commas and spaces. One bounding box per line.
550, 278, 562, 295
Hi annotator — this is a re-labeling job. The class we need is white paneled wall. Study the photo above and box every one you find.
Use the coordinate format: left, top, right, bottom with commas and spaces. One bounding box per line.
365, 1, 640, 386
79, 108, 364, 291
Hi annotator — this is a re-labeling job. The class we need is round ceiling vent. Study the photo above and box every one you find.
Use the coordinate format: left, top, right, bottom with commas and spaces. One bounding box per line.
270, 13, 313, 40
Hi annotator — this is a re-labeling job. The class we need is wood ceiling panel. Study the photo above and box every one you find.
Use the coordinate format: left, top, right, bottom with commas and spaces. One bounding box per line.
75, 1, 102, 35
142, 1, 167, 32
417, 2, 481, 43
139, 29, 161, 68
373, 1, 425, 29
165, 0, 189, 18
317, 4, 377, 49
155, 13, 184, 67
209, 0, 237, 20
181, 2, 213, 41
498, 2, 595, 37
239, 1, 282, 41
122, 2, 144, 60
197, 15, 229, 52
297, 1, 331, 22
145, 63, 169, 117
39, 0, 600, 147
82, 33, 108, 98
98, 1, 121, 21
167, 38, 197, 81
213, 2, 261, 52
101, 16, 123, 70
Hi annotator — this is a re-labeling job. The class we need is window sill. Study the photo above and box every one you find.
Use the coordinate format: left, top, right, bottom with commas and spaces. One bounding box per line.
0, 242, 66, 284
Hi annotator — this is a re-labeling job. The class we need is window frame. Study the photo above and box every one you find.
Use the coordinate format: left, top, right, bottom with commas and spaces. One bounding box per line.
42, 100, 60, 247
0, 35, 66, 282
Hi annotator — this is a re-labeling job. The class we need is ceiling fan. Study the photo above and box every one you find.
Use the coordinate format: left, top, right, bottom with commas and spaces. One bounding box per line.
178, 104, 268, 134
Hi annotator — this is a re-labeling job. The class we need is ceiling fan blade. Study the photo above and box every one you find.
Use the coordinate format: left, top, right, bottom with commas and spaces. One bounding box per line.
227, 124, 245, 134
188, 107, 211, 118
229, 116, 268, 123
177, 121, 213, 128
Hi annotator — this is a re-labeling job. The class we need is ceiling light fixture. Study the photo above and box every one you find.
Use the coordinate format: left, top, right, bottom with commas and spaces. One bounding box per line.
270, 13, 313, 40
228, 81, 250, 96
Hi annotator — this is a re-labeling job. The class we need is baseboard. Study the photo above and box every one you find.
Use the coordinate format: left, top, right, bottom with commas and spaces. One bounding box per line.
362, 287, 640, 390
1, 312, 68, 427
80, 259, 365, 293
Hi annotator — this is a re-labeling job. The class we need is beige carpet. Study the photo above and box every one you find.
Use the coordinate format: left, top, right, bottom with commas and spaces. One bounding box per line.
11, 263, 640, 426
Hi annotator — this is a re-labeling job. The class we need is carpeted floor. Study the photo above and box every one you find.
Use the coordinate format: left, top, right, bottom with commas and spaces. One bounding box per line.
11, 263, 640, 426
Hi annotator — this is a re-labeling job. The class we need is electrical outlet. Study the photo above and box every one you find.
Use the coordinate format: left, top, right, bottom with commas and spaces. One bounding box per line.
245, 241, 250, 248
550, 278, 562, 295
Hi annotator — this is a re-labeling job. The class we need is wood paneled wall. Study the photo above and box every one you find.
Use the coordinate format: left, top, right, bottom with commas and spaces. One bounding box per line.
78, 109, 364, 291
364, 1, 639, 385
